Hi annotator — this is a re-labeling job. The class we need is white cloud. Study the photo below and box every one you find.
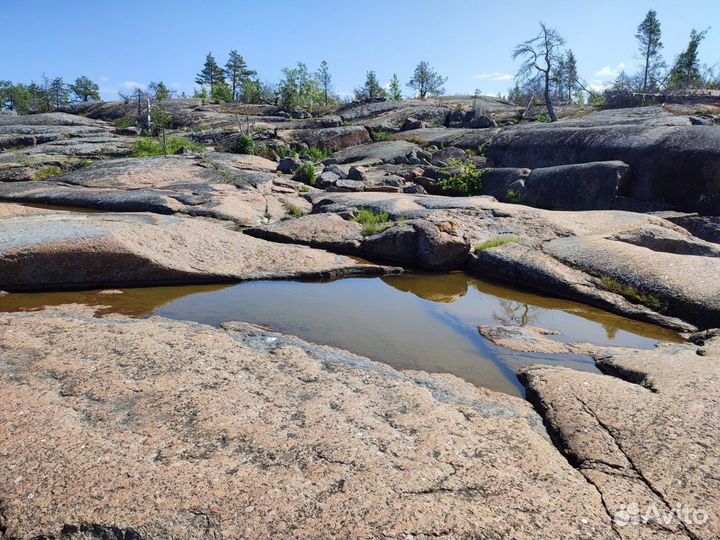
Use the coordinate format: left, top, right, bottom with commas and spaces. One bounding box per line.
99, 76, 110, 82
473, 72, 513, 81
594, 63, 626, 79
121, 81, 146, 90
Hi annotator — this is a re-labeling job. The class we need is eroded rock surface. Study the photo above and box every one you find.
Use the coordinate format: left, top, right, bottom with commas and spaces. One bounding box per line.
520, 334, 720, 540
0, 307, 617, 539
0, 212, 386, 290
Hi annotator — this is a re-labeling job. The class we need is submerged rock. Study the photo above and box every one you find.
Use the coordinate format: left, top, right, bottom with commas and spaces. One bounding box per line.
0, 306, 616, 539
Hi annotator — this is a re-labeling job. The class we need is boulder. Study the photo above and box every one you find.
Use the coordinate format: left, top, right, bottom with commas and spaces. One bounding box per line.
432, 146, 467, 165
0, 307, 617, 539
329, 140, 423, 165
362, 219, 470, 270
0, 212, 385, 291
400, 116, 426, 131
316, 171, 340, 189
485, 124, 720, 213
276, 126, 371, 152
669, 216, 720, 244
480, 168, 531, 200
278, 156, 303, 174
524, 161, 631, 211
246, 213, 363, 253
328, 179, 365, 192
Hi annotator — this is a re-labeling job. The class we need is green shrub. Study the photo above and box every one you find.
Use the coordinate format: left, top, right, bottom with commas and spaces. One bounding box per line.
537, 111, 551, 123
34, 166, 62, 180
299, 186, 310, 193
370, 130, 392, 142
505, 188, 523, 204
303, 146, 329, 161
233, 134, 255, 155
292, 162, 317, 186
600, 276, 667, 312
275, 146, 297, 159
286, 203, 304, 217
112, 116, 137, 128
353, 208, 394, 236
440, 159, 485, 196
474, 238, 518, 253
131, 137, 205, 157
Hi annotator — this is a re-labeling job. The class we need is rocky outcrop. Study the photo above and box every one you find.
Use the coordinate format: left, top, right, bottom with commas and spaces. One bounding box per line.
0, 306, 618, 539
0, 154, 310, 225
246, 212, 469, 271
524, 161, 631, 211
520, 333, 720, 540
328, 140, 425, 165
485, 124, 720, 213
276, 126, 371, 151
0, 212, 388, 291
282, 191, 711, 330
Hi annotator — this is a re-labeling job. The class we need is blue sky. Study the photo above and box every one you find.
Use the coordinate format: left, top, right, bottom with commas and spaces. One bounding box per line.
3, 0, 719, 100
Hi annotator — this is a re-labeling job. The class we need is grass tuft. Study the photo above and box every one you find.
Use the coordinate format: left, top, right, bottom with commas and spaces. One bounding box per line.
292, 162, 317, 186
474, 238, 518, 253
131, 137, 205, 157
34, 166, 62, 180
353, 208, 396, 236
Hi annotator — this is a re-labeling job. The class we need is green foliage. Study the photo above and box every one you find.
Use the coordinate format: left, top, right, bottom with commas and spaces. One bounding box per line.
150, 106, 173, 132
302, 147, 329, 161
34, 166, 62, 181
211, 80, 233, 103
286, 203, 304, 218
370, 130, 392, 142
354, 70, 387, 101
299, 186, 311, 193
149, 81, 171, 101
353, 208, 394, 236
600, 276, 667, 312
474, 238, 518, 253
537, 111, 551, 123
388, 73, 403, 100
292, 162, 317, 186
131, 137, 205, 157
275, 146, 298, 159
505, 188, 523, 204
669, 28, 708, 90
278, 62, 324, 111
195, 52, 226, 95
407, 60, 447, 98
69, 75, 100, 102
440, 160, 485, 196
225, 50, 256, 101
112, 116, 137, 128
252, 143, 274, 160
233, 133, 255, 155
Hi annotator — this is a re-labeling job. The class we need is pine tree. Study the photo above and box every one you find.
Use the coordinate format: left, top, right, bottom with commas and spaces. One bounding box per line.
69, 76, 100, 102
669, 29, 708, 90
195, 52, 226, 94
148, 81, 171, 101
563, 50, 578, 102
407, 61, 447, 99
388, 73, 402, 100
354, 71, 387, 101
49, 77, 70, 109
225, 50, 256, 101
636, 10, 664, 93
315, 60, 333, 105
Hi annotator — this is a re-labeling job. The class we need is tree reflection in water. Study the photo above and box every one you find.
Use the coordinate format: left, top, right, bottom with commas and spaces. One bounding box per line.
492, 299, 538, 327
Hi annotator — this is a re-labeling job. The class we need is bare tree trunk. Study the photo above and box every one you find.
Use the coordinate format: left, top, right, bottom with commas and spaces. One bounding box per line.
544, 70, 557, 121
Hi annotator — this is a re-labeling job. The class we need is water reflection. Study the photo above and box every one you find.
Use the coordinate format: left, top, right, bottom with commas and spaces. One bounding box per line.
0, 271, 683, 396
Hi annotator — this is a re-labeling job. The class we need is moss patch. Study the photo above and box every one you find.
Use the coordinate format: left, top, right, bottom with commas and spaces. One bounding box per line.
34, 166, 62, 181
600, 276, 667, 313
